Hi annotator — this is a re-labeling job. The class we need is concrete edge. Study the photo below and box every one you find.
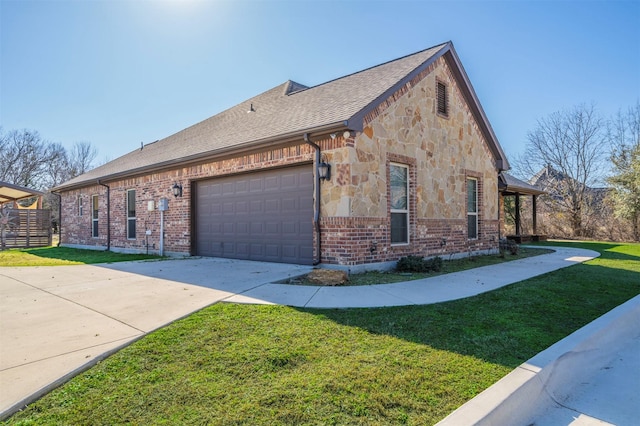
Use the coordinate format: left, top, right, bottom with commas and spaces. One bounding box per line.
436, 294, 640, 426
0, 300, 220, 421
0, 337, 143, 421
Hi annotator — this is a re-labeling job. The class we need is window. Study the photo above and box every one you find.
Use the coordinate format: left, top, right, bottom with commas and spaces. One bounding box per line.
91, 195, 99, 238
467, 178, 478, 239
390, 164, 409, 244
126, 190, 136, 239
78, 196, 83, 216
436, 80, 448, 117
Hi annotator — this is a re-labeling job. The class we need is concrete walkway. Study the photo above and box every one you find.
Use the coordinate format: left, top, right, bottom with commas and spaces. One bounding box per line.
2, 246, 636, 424
227, 246, 599, 308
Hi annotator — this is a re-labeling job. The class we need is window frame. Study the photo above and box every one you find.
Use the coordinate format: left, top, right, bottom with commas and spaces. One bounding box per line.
467, 177, 478, 240
390, 163, 409, 245
436, 80, 449, 118
91, 195, 99, 238
126, 189, 136, 240
78, 195, 83, 216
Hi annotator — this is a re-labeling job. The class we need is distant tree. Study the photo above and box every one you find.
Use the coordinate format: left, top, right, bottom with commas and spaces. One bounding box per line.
67, 141, 98, 179
606, 102, 640, 241
0, 128, 65, 189
0, 128, 98, 189
0, 127, 98, 231
516, 104, 608, 238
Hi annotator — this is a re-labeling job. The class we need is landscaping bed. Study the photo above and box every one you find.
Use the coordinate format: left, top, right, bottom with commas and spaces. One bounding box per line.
283, 247, 553, 286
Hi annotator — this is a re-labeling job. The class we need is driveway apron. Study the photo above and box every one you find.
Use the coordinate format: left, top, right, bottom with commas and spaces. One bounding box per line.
0, 257, 311, 417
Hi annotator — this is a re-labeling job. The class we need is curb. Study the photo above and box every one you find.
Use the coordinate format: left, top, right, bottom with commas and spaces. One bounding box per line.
436, 294, 640, 426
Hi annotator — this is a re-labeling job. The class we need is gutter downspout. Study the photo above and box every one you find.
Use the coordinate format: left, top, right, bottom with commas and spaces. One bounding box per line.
51, 191, 62, 247
303, 133, 322, 266
97, 180, 111, 251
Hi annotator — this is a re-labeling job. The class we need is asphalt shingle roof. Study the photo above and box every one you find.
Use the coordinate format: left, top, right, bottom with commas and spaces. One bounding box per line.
57, 41, 506, 190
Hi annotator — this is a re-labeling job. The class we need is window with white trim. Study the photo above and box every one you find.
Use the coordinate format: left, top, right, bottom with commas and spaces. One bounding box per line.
91, 195, 98, 238
467, 178, 478, 239
390, 163, 409, 244
78, 196, 83, 216
126, 189, 136, 240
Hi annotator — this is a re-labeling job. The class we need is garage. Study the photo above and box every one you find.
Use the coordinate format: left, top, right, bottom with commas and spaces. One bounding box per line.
194, 165, 314, 264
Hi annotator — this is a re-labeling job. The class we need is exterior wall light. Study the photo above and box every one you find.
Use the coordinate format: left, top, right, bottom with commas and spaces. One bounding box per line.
172, 183, 183, 198
318, 162, 331, 181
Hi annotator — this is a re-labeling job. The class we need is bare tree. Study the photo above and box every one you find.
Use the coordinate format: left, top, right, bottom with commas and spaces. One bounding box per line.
67, 141, 98, 178
606, 102, 640, 241
516, 104, 608, 237
0, 128, 65, 189
0, 128, 98, 189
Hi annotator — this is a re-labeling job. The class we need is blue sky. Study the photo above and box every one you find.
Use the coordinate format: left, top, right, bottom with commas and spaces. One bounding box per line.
1, 0, 639, 166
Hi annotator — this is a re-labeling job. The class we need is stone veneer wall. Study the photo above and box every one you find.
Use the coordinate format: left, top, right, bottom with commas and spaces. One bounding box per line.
318, 56, 500, 265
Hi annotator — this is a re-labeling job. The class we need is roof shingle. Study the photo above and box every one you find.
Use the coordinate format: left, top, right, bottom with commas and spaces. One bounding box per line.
57, 41, 506, 189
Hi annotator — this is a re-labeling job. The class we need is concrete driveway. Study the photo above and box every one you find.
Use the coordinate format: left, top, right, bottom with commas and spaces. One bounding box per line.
0, 257, 312, 417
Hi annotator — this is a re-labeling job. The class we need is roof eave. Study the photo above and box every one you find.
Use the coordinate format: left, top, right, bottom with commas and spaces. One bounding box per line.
53, 121, 349, 192
445, 45, 510, 171
347, 42, 450, 132
348, 42, 510, 172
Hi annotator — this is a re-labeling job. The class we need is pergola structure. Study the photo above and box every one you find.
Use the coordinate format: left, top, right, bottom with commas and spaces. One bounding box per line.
0, 181, 45, 206
0, 181, 51, 249
499, 173, 546, 243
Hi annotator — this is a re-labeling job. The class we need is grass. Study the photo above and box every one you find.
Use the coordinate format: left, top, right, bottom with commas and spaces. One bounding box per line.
0, 246, 161, 266
4, 241, 639, 425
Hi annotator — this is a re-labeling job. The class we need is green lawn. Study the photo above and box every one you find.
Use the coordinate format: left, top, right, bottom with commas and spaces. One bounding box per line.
0, 246, 161, 266
4, 241, 639, 425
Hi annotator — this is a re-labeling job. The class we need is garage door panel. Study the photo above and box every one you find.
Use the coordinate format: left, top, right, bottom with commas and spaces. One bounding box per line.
195, 165, 313, 264
235, 180, 249, 194
282, 221, 296, 234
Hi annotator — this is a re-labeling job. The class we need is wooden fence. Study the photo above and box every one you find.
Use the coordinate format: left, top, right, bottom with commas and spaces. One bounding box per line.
0, 209, 52, 249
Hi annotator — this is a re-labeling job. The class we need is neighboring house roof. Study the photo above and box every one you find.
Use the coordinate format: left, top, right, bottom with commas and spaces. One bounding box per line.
530, 165, 609, 201
0, 181, 45, 204
499, 173, 545, 196
55, 41, 509, 191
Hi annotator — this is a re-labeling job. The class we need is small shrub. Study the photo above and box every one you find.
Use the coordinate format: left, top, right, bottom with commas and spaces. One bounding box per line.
396, 255, 426, 272
397, 255, 443, 273
425, 256, 443, 272
499, 238, 519, 255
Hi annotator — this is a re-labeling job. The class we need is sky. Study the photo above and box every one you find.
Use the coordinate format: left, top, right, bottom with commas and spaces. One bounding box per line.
1, 0, 639, 167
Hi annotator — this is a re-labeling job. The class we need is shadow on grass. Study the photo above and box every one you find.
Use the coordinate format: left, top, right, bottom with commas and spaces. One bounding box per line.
533, 240, 640, 261
302, 259, 640, 369
15, 246, 161, 264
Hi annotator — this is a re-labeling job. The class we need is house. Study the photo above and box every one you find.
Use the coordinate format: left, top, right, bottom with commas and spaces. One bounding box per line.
528, 165, 610, 238
54, 41, 510, 270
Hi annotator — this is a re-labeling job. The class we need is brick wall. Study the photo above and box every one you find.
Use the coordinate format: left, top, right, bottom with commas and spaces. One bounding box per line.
60, 143, 318, 255
319, 217, 499, 266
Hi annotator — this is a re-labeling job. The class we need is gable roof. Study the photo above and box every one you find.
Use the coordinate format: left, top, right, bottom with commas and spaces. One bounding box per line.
56, 41, 509, 191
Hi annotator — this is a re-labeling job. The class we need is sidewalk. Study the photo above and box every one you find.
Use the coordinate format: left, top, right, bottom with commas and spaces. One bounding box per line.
226, 246, 599, 307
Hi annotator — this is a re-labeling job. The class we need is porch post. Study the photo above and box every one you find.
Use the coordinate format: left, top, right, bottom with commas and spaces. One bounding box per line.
515, 193, 521, 236
532, 195, 538, 235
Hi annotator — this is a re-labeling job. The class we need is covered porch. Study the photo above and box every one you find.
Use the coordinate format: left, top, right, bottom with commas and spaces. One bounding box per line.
499, 173, 547, 243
